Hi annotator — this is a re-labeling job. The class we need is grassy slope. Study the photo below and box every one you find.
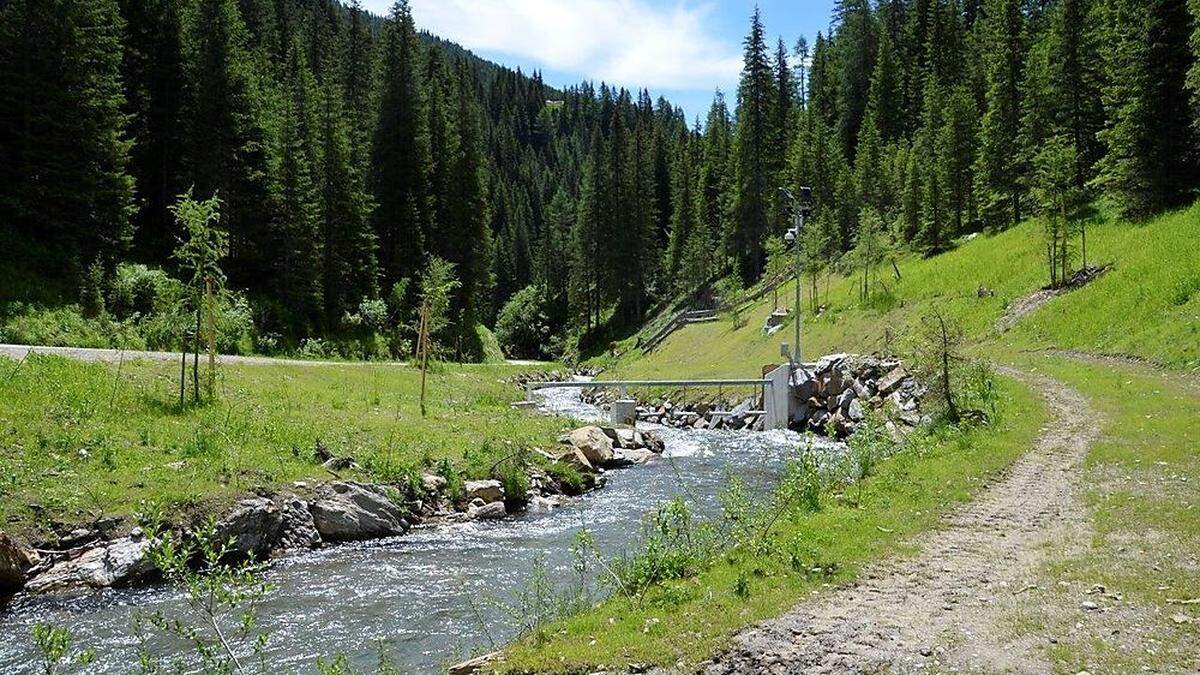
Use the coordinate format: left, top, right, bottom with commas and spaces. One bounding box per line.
506, 203, 1200, 670
615, 202, 1200, 380
504, 377, 1045, 672
0, 356, 568, 540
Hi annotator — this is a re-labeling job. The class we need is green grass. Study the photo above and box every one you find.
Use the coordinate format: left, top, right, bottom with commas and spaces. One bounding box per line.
502, 376, 1046, 672
613, 202, 1200, 381
506, 201, 1200, 671
999, 354, 1200, 673
0, 355, 569, 541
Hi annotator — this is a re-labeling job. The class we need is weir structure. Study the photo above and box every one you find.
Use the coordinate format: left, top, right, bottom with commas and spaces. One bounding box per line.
523, 364, 793, 431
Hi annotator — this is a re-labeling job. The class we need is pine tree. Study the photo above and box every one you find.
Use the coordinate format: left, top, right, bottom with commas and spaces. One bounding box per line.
180, 0, 276, 288
1095, 0, 1198, 217
695, 92, 733, 285
0, 0, 135, 267
731, 8, 777, 282
275, 38, 324, 332
119, 0, 187, 262
974, 0, 1026, 228
372, 0, 431, 293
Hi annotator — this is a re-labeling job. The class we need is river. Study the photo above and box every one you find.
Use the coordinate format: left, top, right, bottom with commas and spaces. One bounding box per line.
0, 385, 841, 674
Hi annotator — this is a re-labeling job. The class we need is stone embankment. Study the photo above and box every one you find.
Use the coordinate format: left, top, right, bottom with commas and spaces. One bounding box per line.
0, 423, 661, 598
584, 353, 926, 439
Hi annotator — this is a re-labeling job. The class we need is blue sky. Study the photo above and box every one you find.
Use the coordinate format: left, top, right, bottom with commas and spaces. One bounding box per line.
360, 1, 839, 123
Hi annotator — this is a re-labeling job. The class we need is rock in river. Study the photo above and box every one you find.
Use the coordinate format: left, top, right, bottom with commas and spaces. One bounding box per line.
468, 501, 507, 520
214, 497, 284, 559
309, 482, 409, 542
1, 531, 37, 594
26, 536, 153, 593
564, 426, 615, 465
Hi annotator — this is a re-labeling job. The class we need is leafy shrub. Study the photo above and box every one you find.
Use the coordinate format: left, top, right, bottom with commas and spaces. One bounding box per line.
495, 285, 553, 360
612, 498, 713, 596
493, 455, 530, 509
108, 263, 180, 318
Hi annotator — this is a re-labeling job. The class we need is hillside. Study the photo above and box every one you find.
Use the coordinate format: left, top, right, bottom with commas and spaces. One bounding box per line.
611, 202, 1200, 381
502, 201, 1200, 673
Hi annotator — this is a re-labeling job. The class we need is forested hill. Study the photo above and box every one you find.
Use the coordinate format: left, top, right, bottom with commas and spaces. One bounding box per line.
1, 0, 1199, 363
0, 0, 689, 359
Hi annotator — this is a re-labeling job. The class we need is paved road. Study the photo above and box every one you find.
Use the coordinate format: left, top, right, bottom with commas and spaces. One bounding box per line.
0, 344, 547, 368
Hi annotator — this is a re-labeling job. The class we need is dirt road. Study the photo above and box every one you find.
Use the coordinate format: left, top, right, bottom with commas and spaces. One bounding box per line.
701, 370, 1101, 674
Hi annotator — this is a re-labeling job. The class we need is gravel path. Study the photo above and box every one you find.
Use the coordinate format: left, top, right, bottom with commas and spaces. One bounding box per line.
0, 344, 546, 368
699, 369, 1101, 674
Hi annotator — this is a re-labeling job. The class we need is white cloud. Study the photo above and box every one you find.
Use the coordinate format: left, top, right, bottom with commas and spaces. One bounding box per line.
398, 0, 742, 91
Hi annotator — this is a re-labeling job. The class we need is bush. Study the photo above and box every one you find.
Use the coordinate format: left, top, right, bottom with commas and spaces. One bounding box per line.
108, 263, 180, 318
495, 285, 554, 360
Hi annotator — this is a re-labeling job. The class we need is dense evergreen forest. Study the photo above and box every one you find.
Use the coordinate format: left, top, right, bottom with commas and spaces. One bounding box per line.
1, 0, 1198, 361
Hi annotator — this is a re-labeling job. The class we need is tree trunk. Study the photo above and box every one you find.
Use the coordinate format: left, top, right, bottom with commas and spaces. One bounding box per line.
192, 306, 200, 404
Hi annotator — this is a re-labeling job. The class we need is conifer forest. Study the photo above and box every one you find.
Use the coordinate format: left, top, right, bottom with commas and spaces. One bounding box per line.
1, 0, 1198, 361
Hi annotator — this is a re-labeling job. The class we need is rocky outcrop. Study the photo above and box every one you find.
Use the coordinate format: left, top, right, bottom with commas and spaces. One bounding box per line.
309, 482, 409, 542
278, 496, 321, 550
25, 534, 153, 593
215, 497, 285, 559
790, 354, 925, 437
1, 531, 37, 594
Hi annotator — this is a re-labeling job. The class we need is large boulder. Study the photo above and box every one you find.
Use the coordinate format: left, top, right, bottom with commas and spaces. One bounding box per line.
565, 426, 615, 466
214, 497, 284, 559
26, 536, 152, 593
468, 501, 507, 520
278, 496, 321, 550
309, 482, 409, 542
0, 531, 36, 594
464, 480, 505, 504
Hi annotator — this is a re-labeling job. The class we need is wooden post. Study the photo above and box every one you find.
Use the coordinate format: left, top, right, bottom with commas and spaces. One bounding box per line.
418, 302, 429, 417
205, 276, 216, 400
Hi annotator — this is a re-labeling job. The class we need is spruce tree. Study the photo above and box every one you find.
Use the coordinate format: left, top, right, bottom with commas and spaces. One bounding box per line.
731, 8, 777, 282
119, 0, 187, 262
940, 85, 980, 236
317, 73, 377, 327
1095, 0, 1198, 217
666, 131, 698, 287
275, 38, 324, 333
834, 0, 878, 158
180, 0, 276, 288
974, 0, 1026, 228
371, 0, 431, 293
0, 0, 135, 267
867, 27, 904, 143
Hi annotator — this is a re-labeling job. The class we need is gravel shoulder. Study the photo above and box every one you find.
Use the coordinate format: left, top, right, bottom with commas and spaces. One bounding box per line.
701, 369, 1101, 674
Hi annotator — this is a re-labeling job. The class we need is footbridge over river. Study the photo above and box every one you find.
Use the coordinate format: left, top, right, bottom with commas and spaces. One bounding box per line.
522, 364, 794, 431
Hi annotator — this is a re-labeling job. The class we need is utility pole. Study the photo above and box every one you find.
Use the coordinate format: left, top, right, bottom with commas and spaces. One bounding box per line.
780, 186, 813, 364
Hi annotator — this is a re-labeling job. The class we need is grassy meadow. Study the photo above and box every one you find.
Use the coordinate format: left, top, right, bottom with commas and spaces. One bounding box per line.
0, 355, 568, 541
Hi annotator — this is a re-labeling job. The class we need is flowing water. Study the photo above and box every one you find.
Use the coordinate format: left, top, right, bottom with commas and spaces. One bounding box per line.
0, 385, 842, 674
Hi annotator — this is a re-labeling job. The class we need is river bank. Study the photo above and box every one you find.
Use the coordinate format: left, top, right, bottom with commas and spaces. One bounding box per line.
0, 384, 839, 673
